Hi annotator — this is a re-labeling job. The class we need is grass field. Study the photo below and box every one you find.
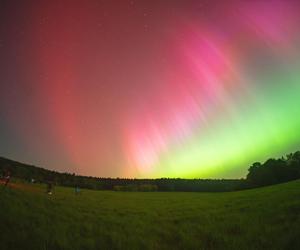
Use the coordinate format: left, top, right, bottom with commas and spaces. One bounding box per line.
0, 180, 299, 250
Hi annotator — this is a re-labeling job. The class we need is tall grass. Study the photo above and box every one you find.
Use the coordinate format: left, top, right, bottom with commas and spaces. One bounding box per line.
0, 180, 299, 250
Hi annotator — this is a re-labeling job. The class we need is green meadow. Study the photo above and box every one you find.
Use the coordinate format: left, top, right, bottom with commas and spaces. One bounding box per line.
0, 180, 299, 250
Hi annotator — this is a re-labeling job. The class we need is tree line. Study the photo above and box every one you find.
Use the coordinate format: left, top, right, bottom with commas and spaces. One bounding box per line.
0, 151, 299, 192
246, 151, 300, 187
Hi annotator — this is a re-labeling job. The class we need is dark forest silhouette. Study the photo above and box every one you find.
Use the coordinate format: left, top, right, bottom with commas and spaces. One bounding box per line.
1, 151, 300, 192
246, 151, 300, 187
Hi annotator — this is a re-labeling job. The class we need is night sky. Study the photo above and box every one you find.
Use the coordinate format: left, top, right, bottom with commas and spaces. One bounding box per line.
1, 0, 300, 178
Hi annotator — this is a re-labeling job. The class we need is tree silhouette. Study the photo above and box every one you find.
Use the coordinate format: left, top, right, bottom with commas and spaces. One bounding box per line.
246, 152, 300, 187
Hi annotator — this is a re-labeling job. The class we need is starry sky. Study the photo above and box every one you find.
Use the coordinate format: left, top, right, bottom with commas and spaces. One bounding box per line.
1, 0, 300, 178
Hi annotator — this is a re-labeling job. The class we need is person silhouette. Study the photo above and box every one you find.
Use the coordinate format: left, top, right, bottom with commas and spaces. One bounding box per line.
75, 186, 81, 195
46, 176, 54, 195
4, 170, 11, 187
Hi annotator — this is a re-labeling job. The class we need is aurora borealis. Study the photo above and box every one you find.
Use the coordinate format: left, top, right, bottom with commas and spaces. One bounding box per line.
1, 0, 300, 178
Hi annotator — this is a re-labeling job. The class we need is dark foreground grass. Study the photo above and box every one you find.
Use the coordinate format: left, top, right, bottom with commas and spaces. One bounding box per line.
0, 180, 299, 250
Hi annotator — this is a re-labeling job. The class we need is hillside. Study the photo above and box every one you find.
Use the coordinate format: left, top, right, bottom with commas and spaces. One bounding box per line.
0, 180, 299, 250
0, 156, 244, 192
2, 151, 300, 192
